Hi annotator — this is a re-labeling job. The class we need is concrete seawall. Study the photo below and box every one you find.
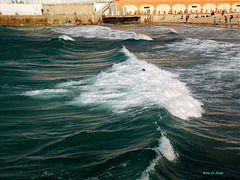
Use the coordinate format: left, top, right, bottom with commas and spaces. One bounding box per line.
0, 13, 102, 25
47, 13, 102, 25
42, 4, 94, 16
0, 15, 48, 25
0, 3, 103, 25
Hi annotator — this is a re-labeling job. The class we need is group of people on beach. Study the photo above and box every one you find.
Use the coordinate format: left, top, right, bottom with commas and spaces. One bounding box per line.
179, 13, 240, 25
144, 15, 153, 23
144, 10, 153, 23
214, 15, 240, 25
182, 13, 240, 25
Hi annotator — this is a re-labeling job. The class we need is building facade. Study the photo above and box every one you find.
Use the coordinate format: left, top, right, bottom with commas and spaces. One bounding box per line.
0, 0, 110, 15
115, 0, 240, 15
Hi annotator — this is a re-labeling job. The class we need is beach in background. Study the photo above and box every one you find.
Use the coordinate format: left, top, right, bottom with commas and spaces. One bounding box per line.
0, 1, 240, 27
0, 23, 239, 179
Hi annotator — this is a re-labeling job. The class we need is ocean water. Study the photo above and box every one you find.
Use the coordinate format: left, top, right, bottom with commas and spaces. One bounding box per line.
0, 24, 239, 180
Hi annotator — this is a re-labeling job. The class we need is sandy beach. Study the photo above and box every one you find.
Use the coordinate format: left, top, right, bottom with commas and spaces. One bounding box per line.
0, 13, 239, 29
140, 13, 240, 29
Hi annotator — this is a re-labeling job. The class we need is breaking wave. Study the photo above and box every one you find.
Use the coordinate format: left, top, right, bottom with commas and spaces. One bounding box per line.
70, 46, 203, 120
23, 46, 202, 120
58, 35, 75, 41
52, 25, 153, 41
158, 133, 177, 162
140, 128, 178, 180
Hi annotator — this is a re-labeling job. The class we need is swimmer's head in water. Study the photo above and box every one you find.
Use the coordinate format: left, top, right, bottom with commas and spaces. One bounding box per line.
142, 68, 145, 71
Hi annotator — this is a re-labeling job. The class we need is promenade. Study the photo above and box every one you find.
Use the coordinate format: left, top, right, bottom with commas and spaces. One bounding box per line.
0, 0, 239, 27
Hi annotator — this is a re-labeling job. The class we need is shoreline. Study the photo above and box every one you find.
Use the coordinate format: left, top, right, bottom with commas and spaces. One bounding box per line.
139, 12, 240, 29
144, 22, 240, 30
0, 13, 239, 29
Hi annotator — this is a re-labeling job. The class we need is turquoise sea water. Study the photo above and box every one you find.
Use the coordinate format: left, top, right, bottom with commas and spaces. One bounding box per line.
0, 24, 239, 180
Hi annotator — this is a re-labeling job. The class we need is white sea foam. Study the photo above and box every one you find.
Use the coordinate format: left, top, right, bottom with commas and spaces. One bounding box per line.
154, 37, 240, 76
56, 80, 84, 88
140, 131, 177, 180
140, 154, 161, 180
174, 38, 237, 54
137, 25, 178, 34
156, 129, 177, 162
24, 89, 68, 99
71, 46, 203, 120
157, 134, 177, 161
58, 35, 75, 41
53, 25, 152, 41
158, 38, 240, 59
24, 46, 202, 120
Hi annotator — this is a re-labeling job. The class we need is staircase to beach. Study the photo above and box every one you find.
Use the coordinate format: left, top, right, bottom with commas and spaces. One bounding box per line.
101, 1, 113, 15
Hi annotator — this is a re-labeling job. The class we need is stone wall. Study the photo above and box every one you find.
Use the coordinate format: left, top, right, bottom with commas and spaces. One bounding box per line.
42, 3, 94, 15
0, 15, 48, 25
47, 13, 102, 25
0, 13, 102, 25
0, 3, 103, 25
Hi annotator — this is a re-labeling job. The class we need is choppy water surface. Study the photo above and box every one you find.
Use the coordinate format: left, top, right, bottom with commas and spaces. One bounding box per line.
0, 24, 239, 180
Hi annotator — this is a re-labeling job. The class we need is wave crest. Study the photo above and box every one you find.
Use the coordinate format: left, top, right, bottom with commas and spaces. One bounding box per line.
52, 25, 152, 41
71, 46, 203, 120
58, 35, 75, 41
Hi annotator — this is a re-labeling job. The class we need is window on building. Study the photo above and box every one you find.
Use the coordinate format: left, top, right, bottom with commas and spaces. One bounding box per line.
192, 6, 197, 8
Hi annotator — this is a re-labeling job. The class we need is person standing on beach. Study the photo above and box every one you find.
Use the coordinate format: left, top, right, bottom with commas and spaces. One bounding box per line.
214, 16, 216, 25
221, 10, 225, 15
238, 16, 240, 25
186, 15, 189, 23
219, 18, 221, 24
229, 15, 233, 23
225, 16, 227, 23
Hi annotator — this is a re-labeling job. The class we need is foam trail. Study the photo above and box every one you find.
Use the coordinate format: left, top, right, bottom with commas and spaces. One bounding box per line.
136, 25, 178, 34
53, 25, 152, 41
24, 89, 69, 99
56, 81, 83, 88
155, 37, 240, 78
158, 38, 240, 59
140, 131, 177, 180
158, 134, 177, 161
140, 155, 161, 180
71, 46, 203, 120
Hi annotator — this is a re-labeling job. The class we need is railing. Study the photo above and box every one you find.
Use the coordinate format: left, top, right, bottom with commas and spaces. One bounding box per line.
101, 1, 111, 13
0, 0, 112, 4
